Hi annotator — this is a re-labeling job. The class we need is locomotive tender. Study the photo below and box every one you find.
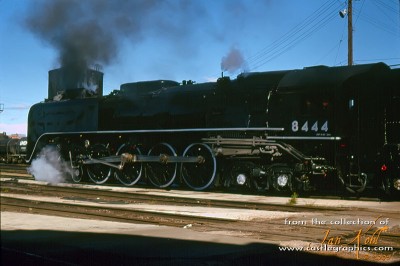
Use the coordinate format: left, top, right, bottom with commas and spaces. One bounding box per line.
26, 63, 400, 196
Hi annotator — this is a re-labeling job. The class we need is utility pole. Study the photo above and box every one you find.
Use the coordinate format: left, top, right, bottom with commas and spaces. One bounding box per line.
348, 0, 353, 66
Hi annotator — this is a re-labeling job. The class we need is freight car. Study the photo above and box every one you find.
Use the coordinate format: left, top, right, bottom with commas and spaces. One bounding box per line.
0, 133, 28, 164
26, 63, 400, 197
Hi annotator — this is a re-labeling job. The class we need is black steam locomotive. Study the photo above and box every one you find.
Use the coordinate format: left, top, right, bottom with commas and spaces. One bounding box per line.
26, 63, 400, 197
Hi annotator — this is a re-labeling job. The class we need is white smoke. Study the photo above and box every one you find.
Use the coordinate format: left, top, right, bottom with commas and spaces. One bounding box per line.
81, 81, 98, 96
28, 146, 72, 184
82, 82, 98, 93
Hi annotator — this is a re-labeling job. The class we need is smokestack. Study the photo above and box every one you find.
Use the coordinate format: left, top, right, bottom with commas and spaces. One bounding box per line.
48, 67, 103, 100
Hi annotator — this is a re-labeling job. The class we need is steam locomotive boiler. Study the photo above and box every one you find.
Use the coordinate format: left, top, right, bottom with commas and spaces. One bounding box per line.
26, 63, 400, 197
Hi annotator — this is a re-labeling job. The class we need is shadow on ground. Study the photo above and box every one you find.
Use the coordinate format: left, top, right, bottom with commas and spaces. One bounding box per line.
1, 230, 385, 265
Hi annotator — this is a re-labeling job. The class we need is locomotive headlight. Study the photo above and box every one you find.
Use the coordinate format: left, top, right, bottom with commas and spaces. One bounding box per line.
277, 174, 289, 187
394, 179, 400, 191
236, 174, 247, 185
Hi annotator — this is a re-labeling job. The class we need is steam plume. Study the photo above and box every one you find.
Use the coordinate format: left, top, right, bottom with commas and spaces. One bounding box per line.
28, 146, 72, 184
221, 47, 246, 73
24, 0, 199, 71
24, 0, 258, 78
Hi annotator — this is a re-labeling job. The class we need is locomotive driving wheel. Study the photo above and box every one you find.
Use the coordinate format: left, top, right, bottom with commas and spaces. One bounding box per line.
146, 143, 177, 188
181, 143, 216, 191
86, 144, 112, 184
67, 144, 85, 183
114, 143, 143, 186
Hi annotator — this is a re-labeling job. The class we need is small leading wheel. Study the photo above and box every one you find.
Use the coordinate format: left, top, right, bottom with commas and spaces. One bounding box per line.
114, 143, 143, 186
268, 165, 294, 192
146, 143, 177, 188
67, 144, 85, 183
86, 144, 112, 184
181, 143, 216, 191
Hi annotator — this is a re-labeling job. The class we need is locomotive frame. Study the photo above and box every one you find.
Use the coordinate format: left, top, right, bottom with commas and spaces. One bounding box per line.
27, 126, 334, 193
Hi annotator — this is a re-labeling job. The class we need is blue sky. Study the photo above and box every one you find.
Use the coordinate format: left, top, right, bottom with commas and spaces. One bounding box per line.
1, 0, 399, 135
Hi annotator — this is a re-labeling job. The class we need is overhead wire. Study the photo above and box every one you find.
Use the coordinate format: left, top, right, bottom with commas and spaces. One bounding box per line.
371, 0, 398, 25
353, 0, 399, 38
375, 0, 399, 14
314, 40, 342, 65
245, 0, 336, 64
354, 0, 365, 25
355, 57, 400, 62
233, 0, 399, 74
249, 0, 340, 66
372, 1, 398, 29
242, 0, 342, 72
334, 18, 347, 65
355, 10, 399, 37
351, 0, 399, 66
251, 10, 340, 70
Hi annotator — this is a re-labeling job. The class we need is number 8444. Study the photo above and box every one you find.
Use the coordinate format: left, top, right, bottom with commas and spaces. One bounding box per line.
291, 120, 328, 133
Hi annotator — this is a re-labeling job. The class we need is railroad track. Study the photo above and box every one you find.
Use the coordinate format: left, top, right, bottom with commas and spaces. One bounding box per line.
2, 178, 400, 238
0, 163, 390, 201
0, 195, 231, 227
0, 179, 354, 213
2, 180, 399, 233
2, 186, 399, 263
2, 177, 399, 217
0, 163, 29, 172
2, 165, 400, 263
1, 163, 34, 181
